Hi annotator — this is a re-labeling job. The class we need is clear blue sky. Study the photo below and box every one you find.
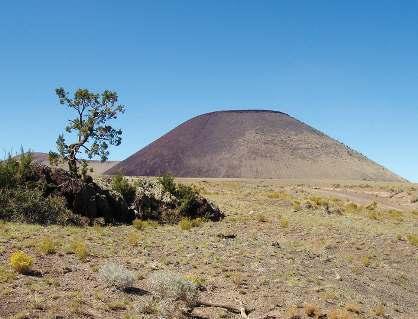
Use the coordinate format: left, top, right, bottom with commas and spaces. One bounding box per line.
1, 1, 417, 181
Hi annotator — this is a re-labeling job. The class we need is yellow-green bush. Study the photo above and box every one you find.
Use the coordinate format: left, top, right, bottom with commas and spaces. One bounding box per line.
309, 196, 329, 207
0, 265, 16, 283
178, 217, 203, 230
407, 234, 418, 247
279, 216, 289, 228
38, 236, 57, 254
292, 200, 301, 211
127, 232, 140, 246
70, 240, 88, 261
132, 219, 159, 230
10, 251, 33, 274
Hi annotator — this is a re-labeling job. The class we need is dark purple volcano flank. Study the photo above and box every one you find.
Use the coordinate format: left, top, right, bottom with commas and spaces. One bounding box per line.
106, 110, 403, 181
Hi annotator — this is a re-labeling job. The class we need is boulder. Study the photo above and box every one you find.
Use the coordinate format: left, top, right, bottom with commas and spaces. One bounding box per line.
132, 179, 224, 223
28, 164, 134, 224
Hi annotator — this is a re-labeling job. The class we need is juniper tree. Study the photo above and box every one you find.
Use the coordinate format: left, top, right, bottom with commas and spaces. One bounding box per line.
49, 88, 125, 177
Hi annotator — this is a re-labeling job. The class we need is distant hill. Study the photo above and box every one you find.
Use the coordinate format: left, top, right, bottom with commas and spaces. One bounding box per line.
28, 152, 119, 175
106, 110, 404, 181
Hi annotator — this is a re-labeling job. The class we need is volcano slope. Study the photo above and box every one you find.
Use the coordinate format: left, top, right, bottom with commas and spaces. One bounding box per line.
106, 110, 403, 181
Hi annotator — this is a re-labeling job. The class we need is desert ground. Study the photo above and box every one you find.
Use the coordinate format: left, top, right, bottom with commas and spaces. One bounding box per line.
0, 178, 417, 319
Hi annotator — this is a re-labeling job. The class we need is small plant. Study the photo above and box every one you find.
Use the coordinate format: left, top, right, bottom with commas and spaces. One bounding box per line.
132, 219, 159, 230
367, 210, 382, 221
70, 239, 88, 261
309, 196, 329, 207
386, 210, 403, 222
361, 255, 372, 267
345, 303, 360, 314
328, 309, 352, 319
365, 201, 378, 211
178, 217, 203, 230
140, 299, 159, 314
343, 202, 362, 215
304, 303, 320, 317
179, 218, 193, 230
292, 200, 301, 211
267, 191, 292, 201
0, 266, 16, 283
256, 213, 268, 223
406, 234, 418, 247
127, 232, 140, 246
106, 300, 128, 310
286, 306, 301, 319
279, 216, 289, 228
38, 236, 57, 254
373, 304, 385, 316
149, 272, 199, 306
10, 251, 33, 274
185, 274, 206, 290
99, 263, 135, 290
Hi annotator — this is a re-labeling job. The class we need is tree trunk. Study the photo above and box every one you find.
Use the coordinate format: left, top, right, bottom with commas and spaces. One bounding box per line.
68, 148, 78, 176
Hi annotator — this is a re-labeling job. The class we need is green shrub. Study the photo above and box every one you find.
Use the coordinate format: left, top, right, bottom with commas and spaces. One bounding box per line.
69, 239, 89, 261
157, 174, 200, 216
111, 174, 136, 204
158, 173, 177, 195
0, 188, 75, 225
407, 234, 418, 247
176, 184, 199, 215
38, 236, 57, 254
0, 149, 33, 188
279, 216, 289, 228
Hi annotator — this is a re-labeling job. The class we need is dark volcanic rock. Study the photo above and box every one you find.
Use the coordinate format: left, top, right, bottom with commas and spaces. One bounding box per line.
131, 179, 224, 223
29, 164, 133, 224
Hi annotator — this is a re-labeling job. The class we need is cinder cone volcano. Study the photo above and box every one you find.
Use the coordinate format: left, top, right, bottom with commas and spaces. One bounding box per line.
107, 110, 403, 181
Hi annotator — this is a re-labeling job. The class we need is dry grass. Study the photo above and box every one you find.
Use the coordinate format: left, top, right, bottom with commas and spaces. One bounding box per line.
304, 303, 320, 317
37, 236, 57, 254
69, 239, 88, 261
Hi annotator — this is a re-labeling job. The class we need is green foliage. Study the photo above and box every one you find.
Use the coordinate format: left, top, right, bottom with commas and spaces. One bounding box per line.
69, 239, 89, 261
0, 148, 33, 188
176, 184, 199, 215
157, 174, 199, 215
111, 174, 136, 203
51, 87, 126, 176
158, 174, 177, 195
0, 188, 74, 225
